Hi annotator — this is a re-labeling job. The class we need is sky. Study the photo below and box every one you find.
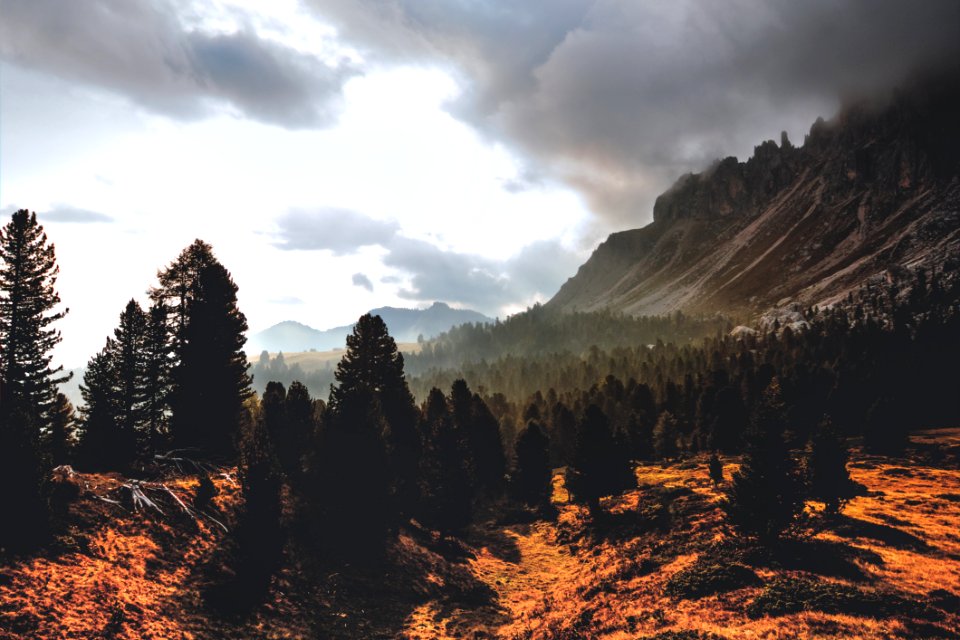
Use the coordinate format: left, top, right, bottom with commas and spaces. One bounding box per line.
1, 0, 958, 367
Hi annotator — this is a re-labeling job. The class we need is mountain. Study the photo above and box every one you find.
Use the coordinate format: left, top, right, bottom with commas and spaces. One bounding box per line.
248, 302, 493, 353
548, 72, 960, 317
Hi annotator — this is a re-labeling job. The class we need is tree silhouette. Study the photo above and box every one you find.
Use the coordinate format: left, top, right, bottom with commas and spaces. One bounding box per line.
113, 300, 148, 456
153, 241, 251, 457
418, 388, 474, 535
511, 420, 552, 509
469, 392, 507, 495
863, 397, 908, 455
318, 386, 392, 561
142, 302, 171, 453
567, 404, 635, 516
807, 415, 857, 515
723, 379, 804, 543
328, 314, 420, 523
46, 392, 76, 466
0, 209, 69, 424
653, 411, 680, 460
77, 339, 135, 470
233, 403, 283, 606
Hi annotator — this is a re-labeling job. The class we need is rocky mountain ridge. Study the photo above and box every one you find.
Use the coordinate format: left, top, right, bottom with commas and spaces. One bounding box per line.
548, 72, 960, 317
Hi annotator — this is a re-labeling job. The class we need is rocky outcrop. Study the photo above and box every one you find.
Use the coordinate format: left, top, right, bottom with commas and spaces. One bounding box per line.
548, 72, 960, 317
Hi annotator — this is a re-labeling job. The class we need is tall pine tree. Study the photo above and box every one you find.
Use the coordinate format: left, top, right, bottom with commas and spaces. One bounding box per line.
0, 210, 67, 550
567, 404, 635, 516
512, 420, 552, 509
152, 241, 251, 457
0, 209, 69, 421
327, 314, 420, 522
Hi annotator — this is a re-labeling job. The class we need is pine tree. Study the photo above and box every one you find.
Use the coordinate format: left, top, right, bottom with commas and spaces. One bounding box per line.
567, 404, 635, 516
142, 302, 171, 453
113, 300, 148, 455
46, 392, 76, 466
548, 401, 578, 467
418, 388, 474, 535
469, 393, 506, 495
328, 314, 420, 522
807, 415, 857, 515
77, 340, 135, 470
153, 241, 251, 457
278, 381, 314, 483
653, 411, 680, 460
512, 420, 552, 508
318, 386, 392, 561
228, 410, 283, 609
708, 386, 747, 453
722, 379, 804, 543
0, 209, 69, 423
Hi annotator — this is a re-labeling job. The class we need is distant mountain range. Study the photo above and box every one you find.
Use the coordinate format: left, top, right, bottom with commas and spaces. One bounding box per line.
247, 302, 493, 354
548, 72, 960, 317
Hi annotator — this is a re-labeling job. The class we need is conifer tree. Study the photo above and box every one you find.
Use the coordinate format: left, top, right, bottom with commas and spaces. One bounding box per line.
46, 392, 76, 466
0, 209, 69, 423
512, 420, 552, 508
77, 340, 136, 469
469, 393, 507, 495
567, 404, 635, 516
548, 402, 578, 467
278, 381, 314, 483
723, 378, 804, 543
142, 302, 171, 453
418, 388, 474, 534
328, 314, 420, 522
153, 241, 251, 457
807, 415, 857, 515
113, 300, 148, 453
318, 386, 391, 560
653, 411, 680, 460
230, 410, 283, 608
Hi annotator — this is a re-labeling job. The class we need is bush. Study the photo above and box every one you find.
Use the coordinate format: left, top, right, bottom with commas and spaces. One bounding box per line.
746, 576, 931, 619
665, 557, 761, 600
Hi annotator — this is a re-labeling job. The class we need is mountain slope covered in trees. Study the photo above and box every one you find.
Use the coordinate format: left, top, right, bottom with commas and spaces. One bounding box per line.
548, 72, 960, 317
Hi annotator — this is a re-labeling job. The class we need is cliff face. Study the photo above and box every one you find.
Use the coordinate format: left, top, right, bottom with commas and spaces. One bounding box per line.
548, 74, 960, 317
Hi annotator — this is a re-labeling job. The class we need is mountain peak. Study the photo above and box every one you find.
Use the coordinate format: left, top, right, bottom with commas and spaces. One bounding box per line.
549, 72, 960, 317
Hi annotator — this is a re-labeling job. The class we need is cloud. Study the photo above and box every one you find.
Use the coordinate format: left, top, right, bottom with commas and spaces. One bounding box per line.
41, 206, 114, 224
352, 272, 374, 291
272, 208, 398, 253
268, 295, 304, 305
382, 237, 582, 314
0, 0, 358, 128
308, 0, 960, 228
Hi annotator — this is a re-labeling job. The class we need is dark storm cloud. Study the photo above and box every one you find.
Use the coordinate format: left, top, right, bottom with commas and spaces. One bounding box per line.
0, 0, 357, 128
40, 206, 114, 224
310, 0, 960, 227
272, 208, 398, 254
352, 273, 374, 292
382, 237, 581, 314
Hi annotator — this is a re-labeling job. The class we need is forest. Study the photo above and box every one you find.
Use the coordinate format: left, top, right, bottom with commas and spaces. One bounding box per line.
1, 207, 959, 638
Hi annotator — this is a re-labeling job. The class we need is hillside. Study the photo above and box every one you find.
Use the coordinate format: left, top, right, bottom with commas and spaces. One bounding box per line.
549, 73, 960, 317
2, 431, 958, 639
248, 302, 492, 353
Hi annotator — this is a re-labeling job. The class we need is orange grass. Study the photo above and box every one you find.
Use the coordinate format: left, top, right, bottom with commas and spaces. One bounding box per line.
2, 430, 959, 639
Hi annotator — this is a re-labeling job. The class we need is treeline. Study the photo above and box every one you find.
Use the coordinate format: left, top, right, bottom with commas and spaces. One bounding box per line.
405, 305, 733, 373
248, 350, 334, 398
409, 269, 959, 460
